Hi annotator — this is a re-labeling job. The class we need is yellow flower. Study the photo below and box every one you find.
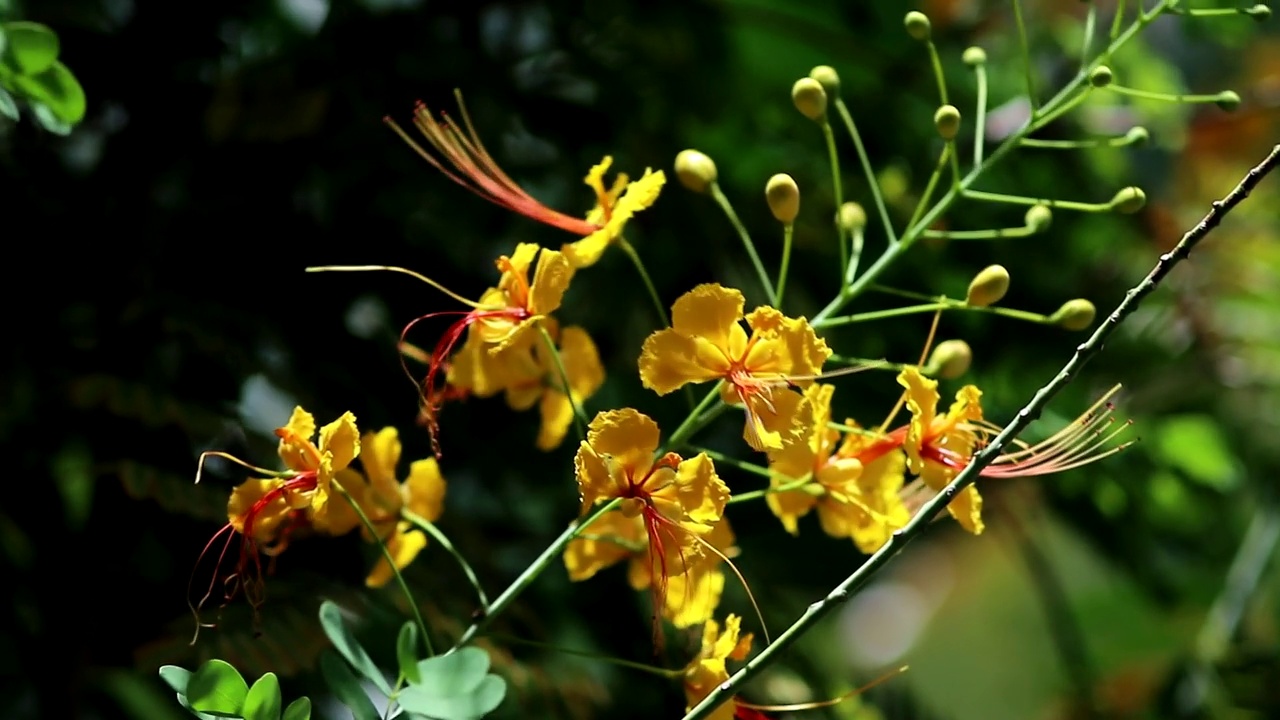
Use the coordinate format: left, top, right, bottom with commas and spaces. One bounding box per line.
472, 243, 574, 352
897, 366, 985, 534
683, 614, 754, 720
660, 519, 737, 628
506, 322, 606, 451
561, 157, 667, 269
354, 426, 448, 588
639, 284, 831, 451
573, 409, 729, 611
765, 384, 910, 552
270, 406, 362, 536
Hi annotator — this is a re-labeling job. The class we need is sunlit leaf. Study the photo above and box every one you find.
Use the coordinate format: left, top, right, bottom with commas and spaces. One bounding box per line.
319, 651, 380, 720
318, 600, 392, 695
0, 86, 17, 120
0, 21, 58, 74
11, 61, 85, 124
412, 648, 490, 697
187, 659, 248, 717
397, 621, 421, 684
30, 102, 71, 135
158, 665, 192, 695
397, 675, 506, 720
282, 697, 311, 720
242, 673, 283, 720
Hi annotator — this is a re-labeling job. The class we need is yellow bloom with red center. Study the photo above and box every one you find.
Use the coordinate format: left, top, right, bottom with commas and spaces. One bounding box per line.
638, 284, 831, 452
389, 98, 664, 269
897, 366, 985, 534
354, 427, 447, 588
765, 384, 910, 552
683, 614, 754, 720
472, 243, 574, 352
573, 409, 728, 609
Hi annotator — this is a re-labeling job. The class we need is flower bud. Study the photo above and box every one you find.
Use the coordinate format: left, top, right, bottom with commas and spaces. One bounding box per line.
1052, 298, 1097, 331
1215, 90, 1241, 112
1088, 65, 1113, 88
838, 202, 867, 233
1124, 126, 1150, 147
1248, 4, 1271, 21
809, 65, 840, 97
966, 264, 1010, 307
924, 339, 973, 379
1025, 204, 1053, 233
674, 149, 717, 193
962, 46, 987, 66
904, 11, 931, 41
765, 173, 800, 224
934, 104, 961, 141
792, 78, 828, 121
1110, 186, 1146, 214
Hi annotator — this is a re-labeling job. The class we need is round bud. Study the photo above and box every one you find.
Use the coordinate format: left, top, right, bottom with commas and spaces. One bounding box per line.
838, 201, 867, 233
966, 264, 1011, 307
1052, 299, 1097, 331
904, 11, 931, 41
1110, 186, 1146, 214
765, 173, 800, 224
674, 149, 717, 193
962, 46, 987, 66
1248, 4, 1271, 21
934, 104, 962, 141
924, 339, 973, 380
792, 78, 828, 122
1088, 65, 1113, 88
1024, 204, 1053, 233
1215, 90, 1241, 112
1124, 126, 1150, 147
809, 65, 840, 97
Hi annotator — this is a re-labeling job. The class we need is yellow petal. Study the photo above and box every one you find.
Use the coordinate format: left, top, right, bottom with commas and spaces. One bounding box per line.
766, 487, 817, 536
744, 307, 832, 377
898, 366, 939, 474
671, 284, 746, 354
365, 523, 428, 588
277, 406, 318, 471
948, 383, 984, 423
403, 458, 447, 522
536, 391, 575, 451
228, 478, 290, 543
664, 566, 725, 628
563, 510, 643, 581
449, 330, 529, 398
319, 412, 361, 471
574, 442, 615, 512
561, 231, 611, 269
675, 453, 729, 526
558, 326, 605, 400
312, 468, 364, 536
638, 329, 724, 395
586, 408, 660, 461
582, 156, 614, 201
500, 243, 539, 290
529, 248, 574, 316
361, 427, 402, 498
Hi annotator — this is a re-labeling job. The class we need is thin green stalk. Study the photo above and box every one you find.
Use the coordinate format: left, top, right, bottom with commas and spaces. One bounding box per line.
925, 40, 949, 105
1028, 88, 1091, 131
682, 143, 1280, 720
664, 383, 724, 451
821, 120, 849, 273
814, 300, 1049, 328
1080, 1, 1097, 69
776, 223, 794, 305
335, 484, 434, 655
451, 497, 622, 651
963, 189, 1113, 213
727, 474, 814, 505
401, 508, 490, 611
947, 140, 963, 188
1110, 0, 1127, 42
833, 98, 897, 245
1106, 85, 1227, 104
617, 236, 669, 327
537, 324, 588, 437
973, 61, 989, 165
491, 633, 684, 678
710, 182, 778, 306
1020, 134, 1139, 149
923, 224, 1040, 240
845, 228, 865, 285
905, 144, 951, 234
1013, 0, 1039, 111
689, 445, 778, 481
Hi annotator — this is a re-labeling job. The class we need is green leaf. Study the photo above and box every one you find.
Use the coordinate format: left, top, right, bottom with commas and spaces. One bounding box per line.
158, 665, 192, 695
242, 673, 283, 720
11, 61, 85, 124
1, 21, 58, 74
30, 102, 70, 135
412, 648, 490, 697
187, 659, 248, 717
0, 27, 8, 65
319, 650, 380, 720
396, 675, 506, 720
396, 622, 421, 684
318, 600, 392, 695
282, 697, 312, 720
0, 85, 20, 120
1156, 414, 1240, 490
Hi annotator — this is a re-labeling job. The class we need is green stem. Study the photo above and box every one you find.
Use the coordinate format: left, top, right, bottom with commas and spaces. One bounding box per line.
1080, 1, 1097, 69
689, 445, 779, 481
727, 473, 814, 505
617, 236, 669, 327
834, 98, 897, 245
537, 324, 588, 437
1028, 88, 1091, 132
776, 223, 794, 305
682, 142, 1280, 720
335, 485, 434, 656
710, 182, 778, 306
814, 301, 1049, 328
1020, 134, 1139, 149
845, 228, 865, 285
947, 140, 963, 188
963, 189, 1113, 213
450, 497, 622, 651
821, 120, 848, 274
491, 633, 684, 678
973, 61, 989, 166
905, 144, 951, 234
1110, 0, 1127, 42
1013, 0, 1039, 111
401, 508, 490, 611
664, 383, 725, 451
922, 224, 1039, 240
925, 40, 949, 105
1105, 85, 1227, 104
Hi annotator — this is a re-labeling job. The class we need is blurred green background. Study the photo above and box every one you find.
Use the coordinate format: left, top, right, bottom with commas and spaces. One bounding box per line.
3, 0, 1280, 718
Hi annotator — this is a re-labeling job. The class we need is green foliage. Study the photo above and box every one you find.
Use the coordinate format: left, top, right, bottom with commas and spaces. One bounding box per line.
159, 660, 311, 720
0, 20, 85, 132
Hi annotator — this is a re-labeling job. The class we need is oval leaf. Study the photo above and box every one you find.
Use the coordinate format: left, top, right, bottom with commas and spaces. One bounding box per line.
318, 601, 392, 695
0, 86, 18, 121
412, 648, 490, 698
1, 21, 58, 74
158, 665, 192, 695
396, 622, 421, 684
397, 675, 507, 720
282, 697, 312, 720
242, 673, 283, 720
319, 651, 380, 720
11, 61, 85, 124
187, 659, 248, 716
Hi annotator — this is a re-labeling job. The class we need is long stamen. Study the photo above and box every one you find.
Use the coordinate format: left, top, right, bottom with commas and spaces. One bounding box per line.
194, 450, 285, 484
686, 530, 771, 645
735, 664, 910, 713
304, 265, 487, 309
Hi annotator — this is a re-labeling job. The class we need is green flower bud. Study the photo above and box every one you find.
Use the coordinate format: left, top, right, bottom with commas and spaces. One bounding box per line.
1025, 204, 1053, 233
792, 78, 828, 121
1088, 65, 1113, 88
966, 264, 1010, 307
1110, 186, 1146, 214
904, 11, 931, 41
924, 339, 973, 379
765, 173, 800, 224
674, 149, 717, 193
1052, 298, 1097, 331
962, 46, 987, 66
838, 202, 867, 233
1247, 4, 1271, 21
1124, 126, 1150, 147
934, 104, 961, 141
809, 65, 840, 97
1215, 90, 1241, 112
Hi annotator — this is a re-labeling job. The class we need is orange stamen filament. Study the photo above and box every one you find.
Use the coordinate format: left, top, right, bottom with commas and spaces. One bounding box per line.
735, 664, 910, 713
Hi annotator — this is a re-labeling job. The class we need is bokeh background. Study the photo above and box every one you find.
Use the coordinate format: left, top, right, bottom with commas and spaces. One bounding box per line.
3, 0, 1280, 718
